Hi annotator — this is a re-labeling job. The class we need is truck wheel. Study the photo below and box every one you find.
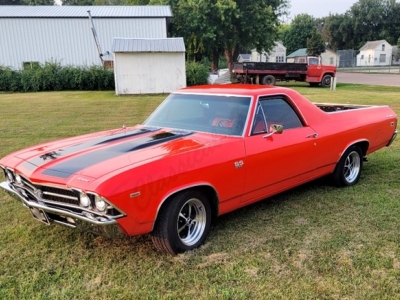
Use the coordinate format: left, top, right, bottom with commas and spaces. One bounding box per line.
151, 190, 211, 255
261, 75, 276, 86
332, 145, 363, 187
321, 75, 332, 88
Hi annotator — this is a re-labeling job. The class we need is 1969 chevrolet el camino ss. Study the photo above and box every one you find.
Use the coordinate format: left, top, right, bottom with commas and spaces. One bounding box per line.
0, 84, 397, 254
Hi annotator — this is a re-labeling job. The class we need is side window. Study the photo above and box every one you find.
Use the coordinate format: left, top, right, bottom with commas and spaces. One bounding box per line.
259, 97, 303, 130
251, 103, 267, 134
309, 58, 318, 65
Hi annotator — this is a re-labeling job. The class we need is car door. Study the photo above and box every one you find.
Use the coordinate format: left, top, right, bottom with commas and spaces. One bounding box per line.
306, 57, 321, 81
242, 96, 320, 203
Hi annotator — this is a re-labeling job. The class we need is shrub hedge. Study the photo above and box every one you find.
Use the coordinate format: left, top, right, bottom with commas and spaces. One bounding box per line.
0, 62, 115, 92
0, 61, 210, 92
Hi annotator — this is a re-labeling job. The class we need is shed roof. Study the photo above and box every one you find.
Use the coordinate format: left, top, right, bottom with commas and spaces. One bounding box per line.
359, 40, 390, 51
112, 38, 185, 53
0, 5, 173, 18
287, 48, 307, 58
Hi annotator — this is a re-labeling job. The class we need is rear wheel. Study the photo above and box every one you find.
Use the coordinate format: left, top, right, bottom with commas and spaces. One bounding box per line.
321, 74, 332, 88
261, 75, 276, 86
332, 145, 363, 187
151, 190, 211, 255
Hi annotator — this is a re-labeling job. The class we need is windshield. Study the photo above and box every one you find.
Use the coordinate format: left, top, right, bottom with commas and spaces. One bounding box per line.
144, 93, 251, 136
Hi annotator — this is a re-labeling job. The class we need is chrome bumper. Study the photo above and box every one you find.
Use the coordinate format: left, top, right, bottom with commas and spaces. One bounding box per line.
0, 181, 124, 237
387, 130, 397, 147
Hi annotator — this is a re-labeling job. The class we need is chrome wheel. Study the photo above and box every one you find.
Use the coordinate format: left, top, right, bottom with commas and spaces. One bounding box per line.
343, 151, 361, 183
177, 198, 207, 246
333, 145, 363, 187
151, 190, 212, 255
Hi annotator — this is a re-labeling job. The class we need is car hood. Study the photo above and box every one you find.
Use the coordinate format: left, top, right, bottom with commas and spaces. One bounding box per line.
13, 126, 226, 181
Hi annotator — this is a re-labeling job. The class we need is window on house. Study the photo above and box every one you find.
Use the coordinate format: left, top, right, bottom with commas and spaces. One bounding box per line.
103, 60, 114, 69
23, 62, 40, 70
382, 44, 385, 51
330, 57, 334, 65
361, 55, 364, 59
379, 54, 386, 63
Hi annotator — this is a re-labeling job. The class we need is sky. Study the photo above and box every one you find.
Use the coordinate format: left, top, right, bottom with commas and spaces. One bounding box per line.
288, 0, 359, 20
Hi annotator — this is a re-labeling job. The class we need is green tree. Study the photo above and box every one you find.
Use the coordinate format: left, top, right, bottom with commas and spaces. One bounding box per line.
282, 14, 317, 55
62, 0, 93, 5
152, 0, 288, 70
345, 0, 400, 48
322, 13, 355, 50
0, 0, 24, 4
307, 31, 325, 56
1, 0, 55, 3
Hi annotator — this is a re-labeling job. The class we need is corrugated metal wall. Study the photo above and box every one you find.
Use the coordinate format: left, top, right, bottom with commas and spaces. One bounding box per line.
0, 18, 167, 69
114, 52, 186, 95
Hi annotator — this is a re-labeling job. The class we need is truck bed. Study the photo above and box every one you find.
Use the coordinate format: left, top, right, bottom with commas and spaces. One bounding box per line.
315, 103, 374, 113
233, 62, 308, 72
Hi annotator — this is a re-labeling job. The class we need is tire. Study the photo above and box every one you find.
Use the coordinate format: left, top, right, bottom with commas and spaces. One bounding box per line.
321, 74, 332, 88
261, 75, 276, 86
332, 145, 363, 187
151, 190, 211, 255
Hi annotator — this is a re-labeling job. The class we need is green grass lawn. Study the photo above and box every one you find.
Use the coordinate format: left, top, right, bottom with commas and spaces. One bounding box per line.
0, 84, 399, 299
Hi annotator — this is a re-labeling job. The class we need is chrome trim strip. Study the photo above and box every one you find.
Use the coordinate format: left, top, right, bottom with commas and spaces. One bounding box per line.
43, 191, 77, 201
0, 181, 117, 226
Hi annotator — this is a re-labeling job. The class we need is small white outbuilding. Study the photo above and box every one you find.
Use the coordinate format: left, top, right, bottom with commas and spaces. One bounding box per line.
112, 38, 186, 95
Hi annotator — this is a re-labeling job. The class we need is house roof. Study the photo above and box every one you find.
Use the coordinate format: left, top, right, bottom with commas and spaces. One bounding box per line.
287, 48, 307, 58
112, 38, 185, 53
0, 5, 173, 18
360, 40, 390, 51
238, 54, 251, 60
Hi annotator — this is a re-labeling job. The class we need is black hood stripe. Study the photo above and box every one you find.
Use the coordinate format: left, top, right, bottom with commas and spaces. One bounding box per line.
23, 127, 159, 169
41, 131, 193, 179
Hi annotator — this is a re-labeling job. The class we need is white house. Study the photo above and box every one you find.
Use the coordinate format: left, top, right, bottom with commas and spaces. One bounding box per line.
238, 41, 286, 63
286, 48, 339, 66
112, 38, 186, 95
357, 40, 393, 66
0, 5, 172, 69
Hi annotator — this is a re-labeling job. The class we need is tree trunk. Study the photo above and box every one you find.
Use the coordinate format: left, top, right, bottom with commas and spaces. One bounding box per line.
225, 49, 233, 72
211, 50, 219, 71
225, 45, 239, 82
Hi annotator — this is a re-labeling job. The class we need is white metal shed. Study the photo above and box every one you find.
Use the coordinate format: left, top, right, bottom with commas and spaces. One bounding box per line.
0, 5, 173, 69
112, 38, 186, 95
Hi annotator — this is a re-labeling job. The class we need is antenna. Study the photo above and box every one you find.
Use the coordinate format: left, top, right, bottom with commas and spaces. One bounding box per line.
87, 10, 104, 66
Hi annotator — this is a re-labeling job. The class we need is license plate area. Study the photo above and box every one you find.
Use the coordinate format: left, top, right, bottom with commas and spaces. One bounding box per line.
29, 207, 51, 225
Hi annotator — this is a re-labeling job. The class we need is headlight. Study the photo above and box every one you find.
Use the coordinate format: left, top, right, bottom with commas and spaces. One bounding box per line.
6, 170, 14, 183
15, 174, 22, 184
94, 195, 107, 212
79, 192, 91, 208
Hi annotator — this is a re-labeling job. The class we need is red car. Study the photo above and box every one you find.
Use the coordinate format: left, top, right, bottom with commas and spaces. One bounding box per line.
1, 85, 397, 255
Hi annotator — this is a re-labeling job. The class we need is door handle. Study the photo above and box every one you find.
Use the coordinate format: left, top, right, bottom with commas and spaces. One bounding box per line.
306, 133, 318, 138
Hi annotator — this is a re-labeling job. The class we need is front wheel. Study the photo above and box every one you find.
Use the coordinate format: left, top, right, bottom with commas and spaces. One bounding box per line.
151, 190, 211, 255
321, 74, 332, 88
332, 145, 363, 187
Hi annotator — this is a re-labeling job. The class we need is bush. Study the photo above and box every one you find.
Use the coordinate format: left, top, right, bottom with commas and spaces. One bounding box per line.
186, 62, 209, 86
0, 63, 115, 92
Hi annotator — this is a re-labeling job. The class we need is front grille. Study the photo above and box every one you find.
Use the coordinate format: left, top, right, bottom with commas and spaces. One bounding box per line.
20, 176, 79, 205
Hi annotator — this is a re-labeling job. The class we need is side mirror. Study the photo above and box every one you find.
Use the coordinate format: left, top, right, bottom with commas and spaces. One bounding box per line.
263, 124, 283, 138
